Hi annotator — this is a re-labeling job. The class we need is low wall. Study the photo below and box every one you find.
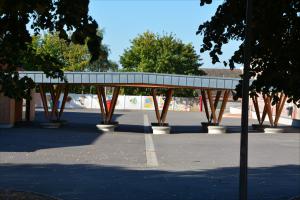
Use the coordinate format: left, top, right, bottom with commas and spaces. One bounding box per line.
34, 93, 201, 112
0, 94, 15, 127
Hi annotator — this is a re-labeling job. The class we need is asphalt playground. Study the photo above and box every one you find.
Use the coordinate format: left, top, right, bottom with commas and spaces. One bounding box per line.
0, 109, 299, 200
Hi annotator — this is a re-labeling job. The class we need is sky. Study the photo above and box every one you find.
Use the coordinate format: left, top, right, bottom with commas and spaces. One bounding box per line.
88, 0, 240, 68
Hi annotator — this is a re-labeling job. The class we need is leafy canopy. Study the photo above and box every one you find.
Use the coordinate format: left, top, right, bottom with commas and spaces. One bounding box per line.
121, 31, 205, 75
27, 32, 118, 72
120, 31, 205, 96
0, 0, 102, 99
197, 0, 300, 106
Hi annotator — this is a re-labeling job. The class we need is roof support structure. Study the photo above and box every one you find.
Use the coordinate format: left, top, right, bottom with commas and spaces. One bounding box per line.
200, 90, 210, 121
151, 88, 174, 125
96, 86, 120, 124
201, 89, 230, 125
39, 84, 49, 119
252, 93, 287, 127
59, 85, 69, 120
39, 84, 69, 121
19, 71, 241, 90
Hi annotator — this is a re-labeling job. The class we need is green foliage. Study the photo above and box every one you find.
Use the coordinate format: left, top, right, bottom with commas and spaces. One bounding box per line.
120, 32, 206, 97
197, 0, 300, 106
0, 0, 101, 99
27, 32, 118, 72
27, 32, 118, 94
121, 32, 204, 75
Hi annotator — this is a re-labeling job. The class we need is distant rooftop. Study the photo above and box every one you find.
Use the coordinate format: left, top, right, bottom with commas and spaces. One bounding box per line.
202, 68, 242, 78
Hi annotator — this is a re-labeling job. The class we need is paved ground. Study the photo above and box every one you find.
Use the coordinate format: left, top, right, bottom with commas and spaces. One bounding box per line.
0, 109, 299, 200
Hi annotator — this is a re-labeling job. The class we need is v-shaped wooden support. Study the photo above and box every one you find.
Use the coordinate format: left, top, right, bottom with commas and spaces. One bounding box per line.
96, 86, 120, 124
201, 89, 230, 124
252, 95, 267, 125
252, 93, 287, 127
39, 84, 69, 121
151, 88, 174, 125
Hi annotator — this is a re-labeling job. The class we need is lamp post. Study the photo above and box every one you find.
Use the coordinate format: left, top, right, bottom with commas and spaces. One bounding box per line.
239, 0, 253, 199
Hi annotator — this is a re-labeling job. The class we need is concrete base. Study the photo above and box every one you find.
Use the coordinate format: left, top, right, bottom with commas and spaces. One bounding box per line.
201, 122, 219, 132
55, 120, 68, 125
96, 123, 117, 133
40, 122, 61, 129
252, 124, 270, 131
264, 127, 285, 134
151, 123, 171, 134
208, 126, 227, 134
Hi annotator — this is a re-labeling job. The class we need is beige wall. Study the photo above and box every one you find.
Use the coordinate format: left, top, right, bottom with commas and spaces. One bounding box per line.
0, 90, 36, 127
0, 94, 15, 127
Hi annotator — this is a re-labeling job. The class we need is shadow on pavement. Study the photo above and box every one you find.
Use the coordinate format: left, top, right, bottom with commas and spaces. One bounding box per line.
0, 164, 299, 200
115, 124, 146, 133
0, 127, 103, 152
0, 111, 127, 152
35, 111, 123, 125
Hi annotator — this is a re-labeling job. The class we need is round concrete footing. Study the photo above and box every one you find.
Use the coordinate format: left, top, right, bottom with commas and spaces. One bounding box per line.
252, 124, 270, 131
96, 124, 117, 133
201, 122, 219, 132
264, 127, 285, 134
151, 123, 171, 134
208, 126, 227, 134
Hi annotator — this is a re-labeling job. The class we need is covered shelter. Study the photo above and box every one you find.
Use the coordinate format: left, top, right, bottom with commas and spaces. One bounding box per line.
19, 71, 241, 131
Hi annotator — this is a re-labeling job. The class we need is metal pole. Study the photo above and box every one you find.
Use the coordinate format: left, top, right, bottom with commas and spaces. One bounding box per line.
239, 0, 253, 199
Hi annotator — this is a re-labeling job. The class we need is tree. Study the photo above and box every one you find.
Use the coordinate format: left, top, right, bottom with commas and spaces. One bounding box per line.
28, 32, 118, 72
0, 0, 102, 99
26, 32, 118, 94
120, 31, 206, 96
197, 0, 300, 106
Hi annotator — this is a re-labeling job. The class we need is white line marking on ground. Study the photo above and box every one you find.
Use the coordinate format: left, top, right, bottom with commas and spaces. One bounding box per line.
144, 114, 159, 167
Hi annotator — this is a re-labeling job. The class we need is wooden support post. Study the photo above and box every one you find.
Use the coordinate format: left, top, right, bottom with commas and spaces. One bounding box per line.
50, 85, 62, 120
96, 86, 107, 123
263, 95, 274, 127
207, 90, 217, 124
151, 88, 173, 125
201, 90, 210, 122
100, 87, 109, 118
276, 93, 283, 117
160, 89, 173, 124
214, 91, 222, 109
49, 85, 56, 118
96, 86, 116, 123
107, 87, 120, 123
151, 88, 161, 123
274, 94, 287, 126
49, 85, 55, 105
218, 90, 230, 123
210, 90, 222, 122
251, 96, 261, 124
58, 85, 69, 119
274, 93, 283, 126
39, 84, 49, 119
260, 106, 267, 125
